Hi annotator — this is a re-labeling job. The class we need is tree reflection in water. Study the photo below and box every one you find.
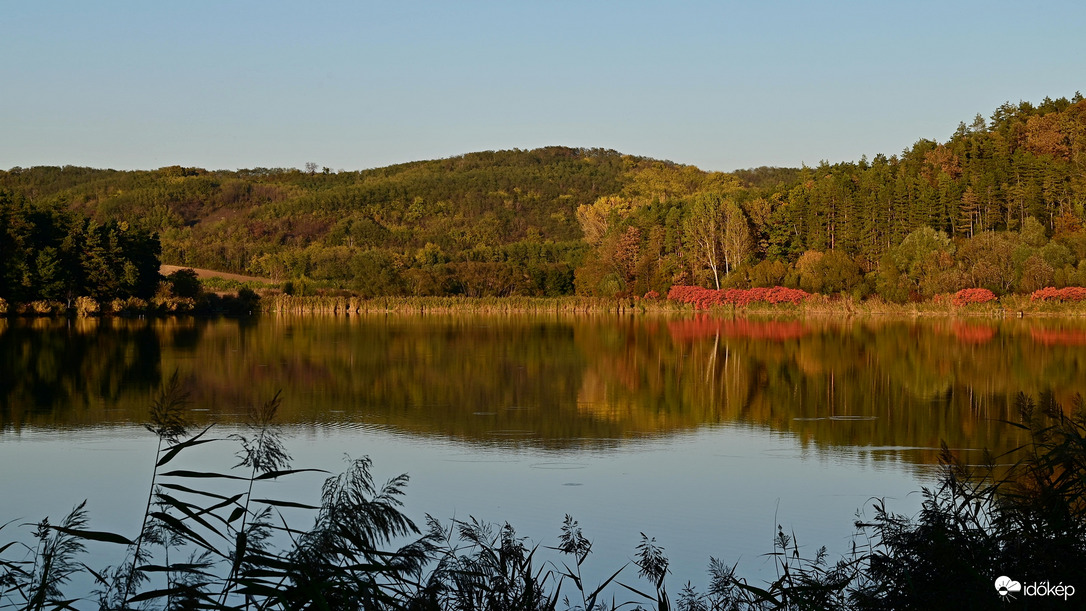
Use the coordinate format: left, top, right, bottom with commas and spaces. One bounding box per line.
3, 314, 1086, 470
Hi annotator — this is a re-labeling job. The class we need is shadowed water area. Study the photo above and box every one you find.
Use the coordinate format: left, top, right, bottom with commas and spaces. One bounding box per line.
3, 314, 1086, 582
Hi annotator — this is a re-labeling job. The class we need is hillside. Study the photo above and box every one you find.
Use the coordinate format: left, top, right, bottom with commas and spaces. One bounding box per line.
3, 93, 1086, 301
1, 147, 689, 297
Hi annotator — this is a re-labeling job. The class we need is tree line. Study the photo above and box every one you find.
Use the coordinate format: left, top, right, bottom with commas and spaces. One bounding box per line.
576, 93, 1086, 301
2, 94, 1085, 302
0, 191, 160, 305
0, 192, 262, 315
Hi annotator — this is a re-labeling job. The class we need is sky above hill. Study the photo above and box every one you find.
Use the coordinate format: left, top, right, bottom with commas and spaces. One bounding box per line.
3, 1, 1084, 173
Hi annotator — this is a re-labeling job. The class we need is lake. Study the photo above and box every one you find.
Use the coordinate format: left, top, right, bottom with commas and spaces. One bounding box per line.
3, 313, 1085, 588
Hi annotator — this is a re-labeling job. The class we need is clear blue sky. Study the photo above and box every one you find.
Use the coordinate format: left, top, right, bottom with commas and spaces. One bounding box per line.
2, 1, 1083, 172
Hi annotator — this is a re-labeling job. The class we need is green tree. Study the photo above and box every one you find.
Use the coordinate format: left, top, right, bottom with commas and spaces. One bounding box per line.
886, 227, 956, 297
167, 268, 202, 299
350, 250, 404, 297
956, 231, 1019, 293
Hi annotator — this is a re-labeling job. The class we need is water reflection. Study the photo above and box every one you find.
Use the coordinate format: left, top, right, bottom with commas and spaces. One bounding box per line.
3, 314, 1086, 469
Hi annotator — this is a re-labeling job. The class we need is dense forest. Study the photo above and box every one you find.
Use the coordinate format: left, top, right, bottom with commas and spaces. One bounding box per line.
2, 93, 1085, 302
0, 191, 160, 305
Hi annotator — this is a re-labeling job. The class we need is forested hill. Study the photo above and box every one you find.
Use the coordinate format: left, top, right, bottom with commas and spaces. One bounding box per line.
3, 93, 1086, 301
0, 147, 734, 297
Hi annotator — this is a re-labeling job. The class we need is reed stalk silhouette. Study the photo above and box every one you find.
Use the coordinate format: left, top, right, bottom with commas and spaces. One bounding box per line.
550, 515, 625, 611
218, 390, 291, 606
122, 371, 192, 604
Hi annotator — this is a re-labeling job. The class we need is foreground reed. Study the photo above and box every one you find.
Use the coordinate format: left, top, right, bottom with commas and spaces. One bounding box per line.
2, 385, 1086, 610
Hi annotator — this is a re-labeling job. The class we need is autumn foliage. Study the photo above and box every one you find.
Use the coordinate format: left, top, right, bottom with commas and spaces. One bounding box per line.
1030, 286, 1086, 302
666, 285, 810, 309
950, 288, 997, 306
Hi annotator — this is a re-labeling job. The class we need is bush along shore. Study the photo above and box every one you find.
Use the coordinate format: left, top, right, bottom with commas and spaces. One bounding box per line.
0, 267, 262, 318
255, 285, 1086, 317
662, 284, 1086, 317
0, 291, 261, 318
2, 380, 1086, 610
6, 281, 1086, 319
0, 293, 675, 318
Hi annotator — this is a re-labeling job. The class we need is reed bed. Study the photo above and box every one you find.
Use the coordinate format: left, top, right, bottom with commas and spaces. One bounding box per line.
4, 291, 1086, 320
259, 291, 1086, 319
260, 294, 689, 316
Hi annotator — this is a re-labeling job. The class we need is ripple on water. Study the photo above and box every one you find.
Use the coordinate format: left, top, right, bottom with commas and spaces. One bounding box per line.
529, 462, 587, 470
487, 429, 536, 437
314, 420, 393, 434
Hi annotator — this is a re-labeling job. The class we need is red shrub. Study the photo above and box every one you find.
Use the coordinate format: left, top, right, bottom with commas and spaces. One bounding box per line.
1031, 287, 1086, 302
951, 288, 996, 307
666, 285, 810, 309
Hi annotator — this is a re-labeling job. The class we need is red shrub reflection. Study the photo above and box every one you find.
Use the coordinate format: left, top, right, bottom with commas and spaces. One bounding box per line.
668, 316, 810, 342
949, 321, 996, 344
1030, 328, 1086, 346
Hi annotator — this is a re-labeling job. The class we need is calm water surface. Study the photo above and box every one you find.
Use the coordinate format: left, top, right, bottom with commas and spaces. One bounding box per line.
3, 314, 1086, 583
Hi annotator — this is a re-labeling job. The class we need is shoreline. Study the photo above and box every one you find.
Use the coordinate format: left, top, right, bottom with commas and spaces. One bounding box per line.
4, 293, 1086, 319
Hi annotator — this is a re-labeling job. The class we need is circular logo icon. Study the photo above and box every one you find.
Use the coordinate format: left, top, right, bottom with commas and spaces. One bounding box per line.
995, 576, 1022, 597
